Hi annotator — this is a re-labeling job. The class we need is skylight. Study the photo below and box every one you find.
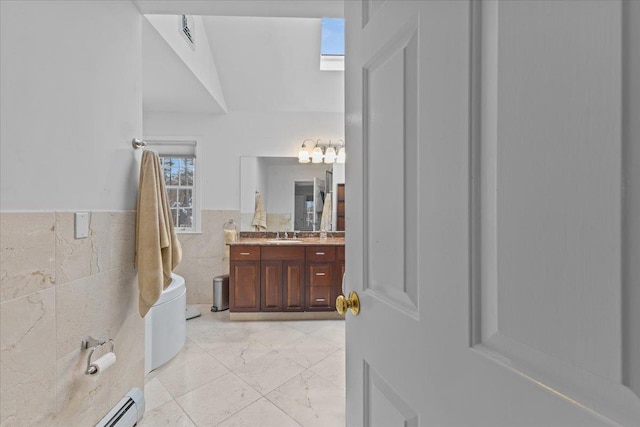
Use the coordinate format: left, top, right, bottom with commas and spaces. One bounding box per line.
321, 18, 345, 56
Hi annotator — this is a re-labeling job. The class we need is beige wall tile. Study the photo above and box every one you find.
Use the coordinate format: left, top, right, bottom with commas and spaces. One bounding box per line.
0, 212, 55, 302
108, 266, 144, 406
0, 288, 56, 392
110, 211, 136, 269
55, 212, 112, 286
0, 364, 57, 426
0, 210, 144, 426
56, 271, 111, 358
55, 348, 112, 427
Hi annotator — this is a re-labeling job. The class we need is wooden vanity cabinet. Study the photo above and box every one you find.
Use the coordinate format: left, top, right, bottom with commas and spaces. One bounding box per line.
261, 247, 305, 312
305, 246, 341, 311
230, 243, 344, 313
229, 246, 261, 312
333, 245, 346, 305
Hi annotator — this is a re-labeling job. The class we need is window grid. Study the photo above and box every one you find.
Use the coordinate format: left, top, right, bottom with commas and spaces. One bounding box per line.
159, 155, 195, 231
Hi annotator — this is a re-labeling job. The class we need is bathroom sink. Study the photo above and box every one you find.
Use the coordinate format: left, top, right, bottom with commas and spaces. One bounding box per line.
267, 239, 304, 244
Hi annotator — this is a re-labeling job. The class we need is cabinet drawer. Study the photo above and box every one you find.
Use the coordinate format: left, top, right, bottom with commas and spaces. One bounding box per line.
230, 246, 261, 261
306, 246, 336, 262
308, 263, 333, 286
262, 246, 305, 261
307, 286, 333, 310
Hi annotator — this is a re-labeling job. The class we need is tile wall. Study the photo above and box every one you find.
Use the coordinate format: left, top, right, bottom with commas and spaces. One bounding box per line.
174, 210, 240, 305
0, 211, 143, 426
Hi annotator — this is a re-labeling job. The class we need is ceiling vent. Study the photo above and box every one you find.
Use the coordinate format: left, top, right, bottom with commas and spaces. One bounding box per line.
181, 15, 195, 46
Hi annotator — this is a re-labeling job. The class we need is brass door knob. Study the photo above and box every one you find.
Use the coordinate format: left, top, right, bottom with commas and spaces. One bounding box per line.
336, 291, 360, 315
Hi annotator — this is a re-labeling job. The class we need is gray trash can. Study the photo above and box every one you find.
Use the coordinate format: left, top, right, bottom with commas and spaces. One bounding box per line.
211, 274, 229, 312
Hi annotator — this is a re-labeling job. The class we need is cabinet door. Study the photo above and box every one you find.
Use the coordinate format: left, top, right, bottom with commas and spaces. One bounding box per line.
230, 260, 260, 312
261, 260, 282, 311
283, 261, 305, 311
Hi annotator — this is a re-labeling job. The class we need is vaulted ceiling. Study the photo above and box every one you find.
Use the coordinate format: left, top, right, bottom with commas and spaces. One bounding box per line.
140, 1, 344, 114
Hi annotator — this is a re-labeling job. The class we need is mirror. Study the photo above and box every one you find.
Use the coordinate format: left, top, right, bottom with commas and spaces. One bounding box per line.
240, 156, 345, 232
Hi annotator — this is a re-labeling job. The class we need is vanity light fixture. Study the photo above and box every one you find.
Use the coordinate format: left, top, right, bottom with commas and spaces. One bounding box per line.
298, 138, 345, 164
298, 139, 313, 163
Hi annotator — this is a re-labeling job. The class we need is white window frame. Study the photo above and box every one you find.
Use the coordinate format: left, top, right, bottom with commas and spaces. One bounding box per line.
144, 137, 201, 233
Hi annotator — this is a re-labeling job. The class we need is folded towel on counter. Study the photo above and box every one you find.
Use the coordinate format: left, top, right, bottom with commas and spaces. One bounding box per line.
320, 192, 332, 232
252, 192, 267, 231
135, 150, 182, 317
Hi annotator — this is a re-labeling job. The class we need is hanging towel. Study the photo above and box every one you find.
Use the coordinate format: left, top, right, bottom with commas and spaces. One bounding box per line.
135, 150, 182, 317
320, 192, 332, 232
252, 192, 267, 231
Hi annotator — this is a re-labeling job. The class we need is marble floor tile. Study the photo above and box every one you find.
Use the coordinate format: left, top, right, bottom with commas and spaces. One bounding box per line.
309, 324, 345, 348
144, 377, 174, 412
139, 400, 196, 427
206, 338, 273, 371
279, 319, 342, 335
157, 352, 230, 398
276, 335, 340, 368
308, 349, 345, 390
176, 372, 261, 427
143, 307, 346, 427
266, 371, 346, 427
233, 351, 305, 395
217, 397, 301, 427
248, 325, 306, 350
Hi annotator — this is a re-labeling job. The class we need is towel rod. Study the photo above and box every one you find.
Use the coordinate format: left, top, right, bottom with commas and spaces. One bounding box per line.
132, 138, 147, 149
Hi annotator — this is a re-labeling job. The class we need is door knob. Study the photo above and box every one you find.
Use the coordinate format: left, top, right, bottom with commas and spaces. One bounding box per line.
336, 291, 360, 315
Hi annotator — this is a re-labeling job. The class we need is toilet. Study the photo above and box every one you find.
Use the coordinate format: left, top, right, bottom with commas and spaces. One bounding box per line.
144, 273, 186, 375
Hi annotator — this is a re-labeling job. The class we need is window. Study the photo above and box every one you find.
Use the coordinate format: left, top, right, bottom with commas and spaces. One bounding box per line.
160, 156, 195, 230
145, 139, 199, 233
320, 18, 345, 71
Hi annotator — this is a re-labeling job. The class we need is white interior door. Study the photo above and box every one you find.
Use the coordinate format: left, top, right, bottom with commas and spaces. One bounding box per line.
344, 1, 640, 426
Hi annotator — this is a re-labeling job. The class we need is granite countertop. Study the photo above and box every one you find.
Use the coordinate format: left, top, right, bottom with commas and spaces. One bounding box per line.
228, 237, 345, 246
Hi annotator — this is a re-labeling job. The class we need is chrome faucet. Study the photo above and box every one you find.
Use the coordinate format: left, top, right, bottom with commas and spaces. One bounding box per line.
293, 231, 299, 239
284, 232, 289, 239
276, 232, 280, 240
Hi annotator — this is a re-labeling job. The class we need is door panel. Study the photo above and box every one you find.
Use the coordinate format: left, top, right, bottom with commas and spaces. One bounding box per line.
261, 261, 282, 311
346, 0, 640, 426
283, 261, 304, 311
364, 19, 419, 315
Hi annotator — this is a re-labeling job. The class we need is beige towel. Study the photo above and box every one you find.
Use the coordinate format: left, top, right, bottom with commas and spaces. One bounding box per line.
320, 192, 332, 232
252, 192, 267, 231
135, 150, 182, 317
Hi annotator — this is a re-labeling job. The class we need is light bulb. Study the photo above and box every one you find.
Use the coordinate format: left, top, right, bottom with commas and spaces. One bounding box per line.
298, 148, 310, 163
311, 146, 324, 163
336, 147, 346, 163
324, 146, 336, 163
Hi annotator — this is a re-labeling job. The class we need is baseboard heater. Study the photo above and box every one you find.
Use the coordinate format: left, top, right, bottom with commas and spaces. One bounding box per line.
96, 388, 145, 427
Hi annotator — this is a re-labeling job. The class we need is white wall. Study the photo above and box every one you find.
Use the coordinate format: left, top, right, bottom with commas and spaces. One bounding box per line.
265, 159, 330, 213
144, 110, 344, 210
145, 14, 227, 112
202, 16, 344, 113
0, 0, 142, 211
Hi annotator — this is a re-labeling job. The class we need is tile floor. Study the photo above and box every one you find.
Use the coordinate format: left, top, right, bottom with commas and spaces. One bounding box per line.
141, 305, 346, 427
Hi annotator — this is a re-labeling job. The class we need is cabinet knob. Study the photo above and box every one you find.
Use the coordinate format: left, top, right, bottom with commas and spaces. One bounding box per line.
336, 291, 360, 316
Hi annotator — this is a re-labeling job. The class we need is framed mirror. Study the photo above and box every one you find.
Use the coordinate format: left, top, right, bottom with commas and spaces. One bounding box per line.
240, 156, 345, 232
